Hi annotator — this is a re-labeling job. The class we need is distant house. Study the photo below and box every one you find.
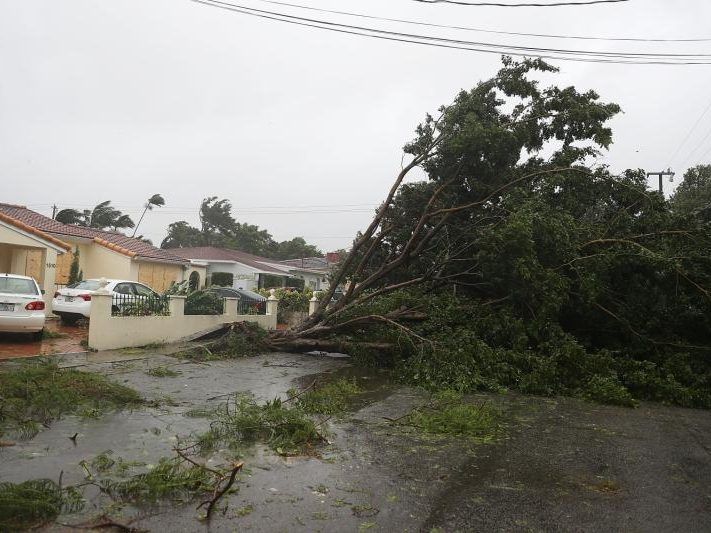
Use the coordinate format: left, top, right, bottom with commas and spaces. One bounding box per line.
170, 247, 295, 290
170, 247, 338, 291
0, 203, 190, 297
279, 254, 339, 290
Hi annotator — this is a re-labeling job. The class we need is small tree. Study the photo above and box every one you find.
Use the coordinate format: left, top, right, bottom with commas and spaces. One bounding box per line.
67, 248, 83, 285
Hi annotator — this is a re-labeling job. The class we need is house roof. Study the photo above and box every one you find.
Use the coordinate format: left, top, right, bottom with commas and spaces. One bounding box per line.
169, 247, 292, 275
0, 203, 188, 265
280, 256, 331, 273
0, 211, 72, 252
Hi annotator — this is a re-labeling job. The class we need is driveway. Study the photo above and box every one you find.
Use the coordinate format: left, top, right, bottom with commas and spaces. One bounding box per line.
0, 318, 87, 360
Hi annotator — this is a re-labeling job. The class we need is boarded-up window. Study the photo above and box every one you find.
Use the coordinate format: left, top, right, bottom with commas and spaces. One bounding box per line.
138, 262, 183, 293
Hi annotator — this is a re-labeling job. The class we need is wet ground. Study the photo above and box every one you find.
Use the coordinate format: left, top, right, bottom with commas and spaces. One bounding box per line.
1, 349, 710, 532
0, 318, 87, 360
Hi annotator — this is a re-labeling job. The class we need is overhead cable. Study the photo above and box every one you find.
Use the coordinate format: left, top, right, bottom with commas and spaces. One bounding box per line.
252, 0, 711, 43
192, 0, 711, 64
411, 0, 629, 6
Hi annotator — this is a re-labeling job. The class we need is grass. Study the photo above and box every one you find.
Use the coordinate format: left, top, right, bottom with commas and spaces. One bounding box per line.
0, 479, 83, 531
0, 359, 142, 440
402, 390, 501, 442
291, 378, 363, 415
145, 366, 180, 378
195, 395, 325, 456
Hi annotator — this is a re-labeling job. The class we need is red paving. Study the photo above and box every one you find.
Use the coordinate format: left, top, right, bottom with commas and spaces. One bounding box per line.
0, 319, 88, 360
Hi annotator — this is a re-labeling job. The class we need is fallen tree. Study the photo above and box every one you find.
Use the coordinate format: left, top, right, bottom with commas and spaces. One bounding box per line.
222, 57, 711, 407
263, 56, 626, 350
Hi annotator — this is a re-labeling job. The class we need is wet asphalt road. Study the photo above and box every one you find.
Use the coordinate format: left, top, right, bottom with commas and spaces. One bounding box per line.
1, 350, 709, 532
418, 395, 711, 532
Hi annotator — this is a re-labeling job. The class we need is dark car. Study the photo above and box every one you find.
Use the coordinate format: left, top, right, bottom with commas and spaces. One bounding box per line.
206, 287, 267, 314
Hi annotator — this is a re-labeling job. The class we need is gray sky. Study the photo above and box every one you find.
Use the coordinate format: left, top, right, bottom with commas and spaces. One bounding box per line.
2, 0, 711, 252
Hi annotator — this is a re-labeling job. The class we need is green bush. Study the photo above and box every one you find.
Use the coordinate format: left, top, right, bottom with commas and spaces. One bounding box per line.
184, 290, 224, 315
341, 289, 711, 408
257, 288, 312, 323
210, 272, 234, 287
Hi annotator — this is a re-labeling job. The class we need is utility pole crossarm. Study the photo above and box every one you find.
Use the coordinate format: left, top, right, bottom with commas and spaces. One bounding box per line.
646, 169, 675, 195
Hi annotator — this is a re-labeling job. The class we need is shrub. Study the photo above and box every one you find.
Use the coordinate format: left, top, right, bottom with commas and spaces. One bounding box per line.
184, 290, 224, 315
210, 272, 234, 287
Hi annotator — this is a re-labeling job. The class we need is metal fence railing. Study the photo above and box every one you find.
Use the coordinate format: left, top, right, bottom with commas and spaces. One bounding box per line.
237, 298, 266, 315
111, 294, 170, 317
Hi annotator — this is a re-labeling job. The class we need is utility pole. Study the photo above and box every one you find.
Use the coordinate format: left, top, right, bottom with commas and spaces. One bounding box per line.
51, 204, 58, 219
646, 168, 675, 195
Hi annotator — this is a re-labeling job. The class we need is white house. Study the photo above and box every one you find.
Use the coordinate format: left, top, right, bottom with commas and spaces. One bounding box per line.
170, 247, 335, 291
170, 247, 296, 291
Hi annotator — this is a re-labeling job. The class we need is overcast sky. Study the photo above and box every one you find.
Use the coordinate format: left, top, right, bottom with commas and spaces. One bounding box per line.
2, 0, 711, 252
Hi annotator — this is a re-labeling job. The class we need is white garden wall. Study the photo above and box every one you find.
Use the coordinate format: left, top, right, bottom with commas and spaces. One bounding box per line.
87, 292, 277, 351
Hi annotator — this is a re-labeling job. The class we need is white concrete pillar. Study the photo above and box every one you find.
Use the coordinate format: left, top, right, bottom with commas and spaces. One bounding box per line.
309, 295, 318, 316
43, 249, 58, 308
267, 288, 278, 318
224, 297, 239, 318
88, 291, 113, 350
168, 295, 186, 316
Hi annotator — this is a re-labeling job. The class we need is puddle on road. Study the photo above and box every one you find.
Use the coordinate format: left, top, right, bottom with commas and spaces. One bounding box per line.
1, 350, 462, 532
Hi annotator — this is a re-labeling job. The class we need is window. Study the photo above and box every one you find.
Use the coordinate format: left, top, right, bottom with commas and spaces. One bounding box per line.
188, 271, 200, 291
133, 283, 157, 297
114, 283, 133, 295
0, 277, 38, 295
72, 280, 103, 291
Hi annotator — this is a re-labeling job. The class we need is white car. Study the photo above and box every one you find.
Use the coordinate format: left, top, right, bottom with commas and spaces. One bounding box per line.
0, 273, 46, 339
52, 279, 163, 325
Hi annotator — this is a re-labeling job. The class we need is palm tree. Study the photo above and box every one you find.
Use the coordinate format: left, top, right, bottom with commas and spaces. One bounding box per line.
132, 194, 165, 237
55, 208, 85, 225
54, 201, 135, 231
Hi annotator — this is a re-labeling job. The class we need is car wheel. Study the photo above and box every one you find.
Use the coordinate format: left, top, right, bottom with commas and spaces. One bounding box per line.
31, 329, 44, 342
60, 315, 79, 326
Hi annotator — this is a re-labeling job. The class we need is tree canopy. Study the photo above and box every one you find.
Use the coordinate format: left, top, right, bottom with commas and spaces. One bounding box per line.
161, 196, 322, 259
55, 200, 135, 231
266, 57, 711, 409
671, 164, 711, 221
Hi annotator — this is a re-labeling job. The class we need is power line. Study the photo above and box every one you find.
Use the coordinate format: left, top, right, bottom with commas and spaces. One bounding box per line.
666, 97, 711, 168
411, 0, 629, 6
252, 0, 711, 43
192, 0, 711, 64
677, 122, 711, 170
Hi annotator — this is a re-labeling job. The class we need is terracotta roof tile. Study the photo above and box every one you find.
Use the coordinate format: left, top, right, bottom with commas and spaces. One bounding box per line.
0, 211, 72, 251
0, 203, 187, 264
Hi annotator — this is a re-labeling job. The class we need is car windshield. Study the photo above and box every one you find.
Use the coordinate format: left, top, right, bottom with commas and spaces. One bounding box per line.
71, 280, 103, 291
0, 277, 38, 295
